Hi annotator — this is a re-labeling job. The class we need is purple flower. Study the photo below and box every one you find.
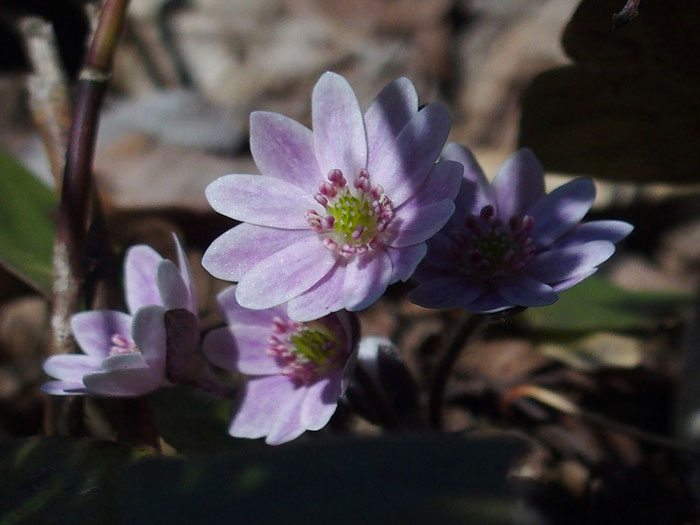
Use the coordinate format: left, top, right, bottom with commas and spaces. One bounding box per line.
202, 286, 359, 445
42, 234, 197, 397
410, 145, 633, 312
202, 72, 461, 321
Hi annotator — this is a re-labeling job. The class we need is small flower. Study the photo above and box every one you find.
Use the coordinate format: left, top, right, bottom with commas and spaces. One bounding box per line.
202, 286, 359, 445
203, 72, 461, 321
42, 234, 197, 397
410, 145, 633, 312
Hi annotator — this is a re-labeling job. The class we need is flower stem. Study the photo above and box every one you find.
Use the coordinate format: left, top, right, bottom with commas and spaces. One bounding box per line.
428, 313, 487, 430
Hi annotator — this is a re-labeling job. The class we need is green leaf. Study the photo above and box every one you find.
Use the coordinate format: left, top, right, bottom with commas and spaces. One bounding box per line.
523, 275, 691, 333
0, 149, 56, 294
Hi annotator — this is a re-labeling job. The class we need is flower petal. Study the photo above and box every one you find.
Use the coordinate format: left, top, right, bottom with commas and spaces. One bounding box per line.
124, 245, 163, 313
527, 240, 616, 283
202, 326, 282, 375
396, 159, 463, 209
250, 111, 321, 193
71, 310, 133, 358
286, 265, 347, 322
266, 385, 308, 445
300, 368, 343, 431
387, 200, 455, 248
203, 224, 315, 282
99, 352, 149, 372
342, 249, 393, 311
43, 354, 102, 382
529, 178, 596, 246
372, 103, 451, 207
461, 290, 514, 313
236, 236, 338, 309
442, 143, 494, 220
551, 268, 598, 292
41, 380, 87, 396
131, 305, 167, 373
365, 77, 418, 173
216, 285, 286, 327
552, 220, 634, 249
386, 243, 427, 284
492, 148, 545, 218
82, 367, 163, 397
409, 277, 486, 309
312, 72, 367, 185
206, 174, 315, 228
156, 260, 191, 312
497, 276, 558, 307
172, 233, 197, 313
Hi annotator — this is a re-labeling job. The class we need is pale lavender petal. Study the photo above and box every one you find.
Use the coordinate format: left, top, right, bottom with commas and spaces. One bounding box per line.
236, 236, 337, 309
527, 240, 615, 283
386, 243, 427, 284
300, 368, 343, 431
99, 352, 149, 372
206, 175, 315, 229
265, 385, 308, 445
156, 260, 190, 311
386, 200, 455, 248
172, 233, 197, 314
83, 367, 163, 397
553, 220, 634, 249
365, 78, 418, 173
372, 103, 451, 207
342, 249, 392, 311
202, 326, 282, 374
216, 285, 286, 327
396, 160, 463, 209
124, 245, 163, 313
250, 111, 321, 193
409, 277, 486, 309
462, 290, 514, 313
492, 148, 545, 218
551, 268, 598, 292
203, 224, 315, 282
497, 276, 558, 307
71, 310, 133, 358
312, 72, 367, 185
529, 178, 596, 246
43, 354, 102, 382
131, 305, 167, 373
286, 265, 346, 322
41, 381, 87, 396
443, 143, 494, 221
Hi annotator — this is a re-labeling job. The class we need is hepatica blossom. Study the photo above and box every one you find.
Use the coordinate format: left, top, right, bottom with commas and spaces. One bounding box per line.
203, 72, 462, 321
42, 235, 197, 397
202, 286, 359, 445
410, 145, 633, 312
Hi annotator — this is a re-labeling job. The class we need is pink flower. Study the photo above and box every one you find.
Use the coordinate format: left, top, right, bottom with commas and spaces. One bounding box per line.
202, 286, 359, 445
203, 72, 460, 321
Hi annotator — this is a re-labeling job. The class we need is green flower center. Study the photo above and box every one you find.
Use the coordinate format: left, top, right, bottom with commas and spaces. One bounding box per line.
473, 234, 511, 274
290, 324, 338, 366
327, 191, 376, 245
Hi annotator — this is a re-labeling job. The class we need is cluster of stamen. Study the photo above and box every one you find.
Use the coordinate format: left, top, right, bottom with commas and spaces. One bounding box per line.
109, 334, 139, 356
451, 205, 536, 280
267, 317, 343, 384
305, 169, 393, 257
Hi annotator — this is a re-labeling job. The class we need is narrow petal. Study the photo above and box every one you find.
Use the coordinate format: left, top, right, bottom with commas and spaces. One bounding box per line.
250, 111, 322, 193
156, 261, 190, 311
551, 268, 598, 292
206, 174, 315, 228
172, 233, 197, 314
372, 103, 451, 207
365, 78, 418, 173
41, 380, 87, 396
529, 178, 596, 246
409, 277, 486, 309
342, 249, 393, 311
203, 224, 315, 282
386, 200, 455, 248
497, 276, 558, 307
442, 143, 494, 224
312, 72, 367, 185
71, 311, 133, 358
386, 243, 427, 284
202, 326, 282, 375
43, 354, 101, 382
492, 148, 545, 218
236, 236, 337, 309
552, 220, 634, 249
527, 240, 616, 283
286, 265, 346, 322
300, 369, 343, 431
131, 305, 167, 373
216, 285, 286, 327
462, 290, 515, 313
83, 367, 163, 397
124, 245, 163, 313
396, 160, 463, 208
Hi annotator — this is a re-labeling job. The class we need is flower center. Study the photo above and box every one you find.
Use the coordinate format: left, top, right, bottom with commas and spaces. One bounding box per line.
451, 205, 536, 280
109, 334, 139, 356
305, 169, 393, 257
267, 316, 344, 384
